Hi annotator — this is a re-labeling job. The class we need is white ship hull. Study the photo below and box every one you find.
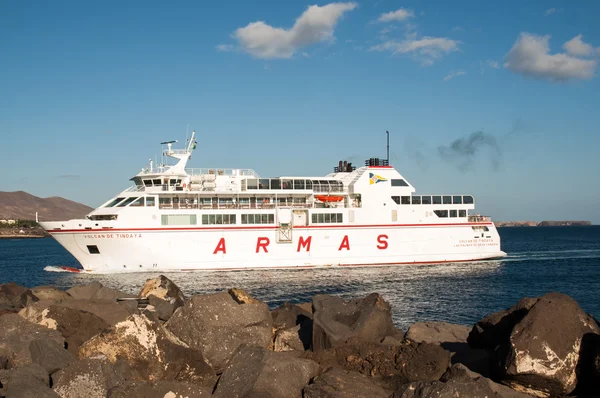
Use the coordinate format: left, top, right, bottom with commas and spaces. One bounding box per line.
44, 222, 505, 273
40, 131, 507, 273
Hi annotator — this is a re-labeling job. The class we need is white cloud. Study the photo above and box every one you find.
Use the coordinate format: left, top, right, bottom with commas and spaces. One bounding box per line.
545, 8, 557, 16
487, 60, 500, 69
443, 70, 466, 81
504, 33, 596, 81
230, 2, 357, 59
371, 36, 461, 66
563, 34, 596, 57
216, 44, 235, 52
378, 8, 414, 22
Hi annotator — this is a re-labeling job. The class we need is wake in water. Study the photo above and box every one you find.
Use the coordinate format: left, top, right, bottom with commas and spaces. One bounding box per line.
44, 266, 82, 273
504, 249, 600, 262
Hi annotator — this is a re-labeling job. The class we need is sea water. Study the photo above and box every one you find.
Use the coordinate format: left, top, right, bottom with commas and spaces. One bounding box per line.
1, 226, 599, 330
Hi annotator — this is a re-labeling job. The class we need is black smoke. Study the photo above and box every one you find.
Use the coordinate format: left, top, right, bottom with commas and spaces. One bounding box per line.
438, 131, 502, 172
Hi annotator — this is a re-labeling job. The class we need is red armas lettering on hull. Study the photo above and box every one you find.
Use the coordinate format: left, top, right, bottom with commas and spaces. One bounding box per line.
297, 236, 312, 252
377, 234, 389, 250
338, 235, 350, 251
213, 237, 226, 254
256, 237, 270, 253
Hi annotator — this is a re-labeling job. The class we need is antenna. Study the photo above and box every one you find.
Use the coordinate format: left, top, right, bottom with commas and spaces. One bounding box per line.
386, 130, 390, 165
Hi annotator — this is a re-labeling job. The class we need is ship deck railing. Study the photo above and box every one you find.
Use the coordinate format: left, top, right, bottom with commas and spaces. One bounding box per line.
137, 167, 261, 178
126, 185, 348, 194
157, 202, 324, 210
186, 168, 261, 178
468, 215, 492, 222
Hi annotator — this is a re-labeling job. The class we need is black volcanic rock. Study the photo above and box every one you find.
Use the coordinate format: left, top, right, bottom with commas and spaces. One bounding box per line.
20, 304, 110, 353
406, 321, 490, 376
0, 314, 65, 368
304, 367, 390, 398
108, 380, 212, 397
271, 301, 313, 350
312, 293, 396, 352
31, 286, 71, 302
79, 313, 217, 387
502, 293, 600, 396
29, 338, 76, 375
213, 345, 319, 398
0, 363, 58, 398
138, 275, 185, 309
52, 356, 123, 398
304, 340, 450, 385
166, 290, 272, 372
0, 282, 38, 311
467, 297, 539, 350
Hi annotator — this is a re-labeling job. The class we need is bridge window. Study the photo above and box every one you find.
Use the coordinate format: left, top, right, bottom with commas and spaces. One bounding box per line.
152, 179, 161, 185
459, 210, 466, 217
453, 196, 463, 204
450, 210, 458, 217
259, 179, 270, 189
105, 197, 125, 208
270, 179, 281, 189
463, 195, 474, 204
143, 180, 152, 186
130, 197, 144, 207
247, 179, 258, 190
421, 196, 431, 205
282, 179, 293, 189
434, 210, 448, 218
432, 196, 442, 205
90, 214, 117, 221
117, 197, 138, 207
391, 196, 400, 204
401, 196, 411, 205
443, 196, 452, 204
391, 179, 409, 187
411, 196, 421, 205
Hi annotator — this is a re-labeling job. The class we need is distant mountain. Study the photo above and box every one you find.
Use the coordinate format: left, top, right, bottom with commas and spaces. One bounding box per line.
0, 191, 93, 221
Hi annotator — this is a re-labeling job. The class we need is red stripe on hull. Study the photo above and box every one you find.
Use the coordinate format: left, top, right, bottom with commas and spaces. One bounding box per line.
49, 222, 494, 234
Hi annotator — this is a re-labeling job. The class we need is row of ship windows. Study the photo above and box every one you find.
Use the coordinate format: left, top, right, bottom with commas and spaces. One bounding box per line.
143, 179, 182, 187
162, 214, 277, 225
391, 195, 474, 205
246, 178, 344, 192
435, 210, 467, 218
160, 213, 344, 226
105, 196, 156, 208
312, 213, 343, 223
105, 196, 311, 209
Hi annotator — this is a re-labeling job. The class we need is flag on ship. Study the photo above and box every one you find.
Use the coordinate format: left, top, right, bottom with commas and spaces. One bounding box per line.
369, 173, 387, 184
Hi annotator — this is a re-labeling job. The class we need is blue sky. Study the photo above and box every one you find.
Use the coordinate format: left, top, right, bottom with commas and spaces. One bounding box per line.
1, 0, 599, 223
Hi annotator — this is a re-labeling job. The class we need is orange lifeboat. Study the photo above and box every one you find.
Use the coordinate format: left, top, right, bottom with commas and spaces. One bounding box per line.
315, 195, 344, 203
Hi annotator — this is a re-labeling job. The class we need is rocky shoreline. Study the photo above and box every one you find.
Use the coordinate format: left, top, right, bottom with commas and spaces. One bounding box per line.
1, 277, 599, 397
0, 226, 48, 239
495, 221, 592, 227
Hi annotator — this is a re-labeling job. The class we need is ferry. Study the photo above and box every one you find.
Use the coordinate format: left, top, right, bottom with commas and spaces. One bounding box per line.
40, 131, 506, 273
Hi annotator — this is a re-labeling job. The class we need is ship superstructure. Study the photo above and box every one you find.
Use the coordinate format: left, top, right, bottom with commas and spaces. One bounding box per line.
41, 131, 506, 273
